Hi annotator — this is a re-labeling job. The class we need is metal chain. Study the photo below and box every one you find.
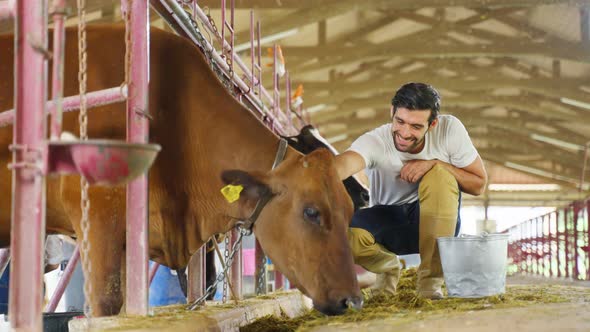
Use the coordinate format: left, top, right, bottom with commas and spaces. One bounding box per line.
187, 227, 248, 310
183, 8, 236, 96
222, 232, 230, 303
256, 253, 267, 295
76, 0, 93, 320
205, 10, 219, 38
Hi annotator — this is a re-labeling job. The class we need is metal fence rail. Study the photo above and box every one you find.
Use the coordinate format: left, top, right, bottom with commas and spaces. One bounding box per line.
508, 197, 590, 280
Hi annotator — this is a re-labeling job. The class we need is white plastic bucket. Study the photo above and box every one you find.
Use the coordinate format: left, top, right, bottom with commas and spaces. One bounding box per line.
437, 233, 509, 298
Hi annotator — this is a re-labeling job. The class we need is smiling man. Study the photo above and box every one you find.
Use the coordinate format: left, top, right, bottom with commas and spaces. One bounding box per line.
335, 82, 487, 299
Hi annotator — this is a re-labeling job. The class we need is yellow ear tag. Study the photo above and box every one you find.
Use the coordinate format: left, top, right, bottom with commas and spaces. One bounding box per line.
221, 184, 243, 203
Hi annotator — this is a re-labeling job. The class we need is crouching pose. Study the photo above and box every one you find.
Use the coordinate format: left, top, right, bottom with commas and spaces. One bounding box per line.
335, 82, 487, 299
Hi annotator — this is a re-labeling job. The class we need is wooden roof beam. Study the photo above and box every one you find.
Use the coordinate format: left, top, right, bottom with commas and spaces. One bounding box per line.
300, 66, 590, 106
201, 0, 590, 9
283, 38, 590, 63
310, 89, 589, 125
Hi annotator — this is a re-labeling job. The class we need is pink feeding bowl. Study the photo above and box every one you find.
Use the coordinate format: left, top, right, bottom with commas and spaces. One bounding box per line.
48, 139, 161, 186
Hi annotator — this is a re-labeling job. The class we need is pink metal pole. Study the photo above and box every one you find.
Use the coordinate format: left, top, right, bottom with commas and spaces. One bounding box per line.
0, 86, 128, 128
49, 0, 66, 139
541, 216, 551, 275
250, 10, 255, 93
221, 0, 225, 48
579, 142, 589, 192
10, 0, 48, 329
275, 271, 284, 290
0, 249, 10, 277
187, 247, 205, 302
527, 220, 534, 274
285, 72, 293, 132
0, 0, 14, 20
557, 210, 562, 278
256, 21, 262, 98
230, 229, 242, 300
125, 0, 150, 316
189, 3, 291, 132
548, 214, 553, 277
45, 245, 80, 313
565, 205, 571, 278
273, 44, 280, 127
536, 218, 540, 275
220, 0, 235, 76
149, 262, 160, 285
574, 202, 581, 280
587, 199, 590, 280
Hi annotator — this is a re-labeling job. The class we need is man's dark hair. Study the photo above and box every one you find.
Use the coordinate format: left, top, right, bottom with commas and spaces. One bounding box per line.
391, 82, 441, 124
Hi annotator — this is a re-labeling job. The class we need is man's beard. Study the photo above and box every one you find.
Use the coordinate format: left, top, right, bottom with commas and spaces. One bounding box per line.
392, 131, 426, 153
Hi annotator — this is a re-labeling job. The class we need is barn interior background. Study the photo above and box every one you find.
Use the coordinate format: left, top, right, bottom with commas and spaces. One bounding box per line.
2, 0, 589, 223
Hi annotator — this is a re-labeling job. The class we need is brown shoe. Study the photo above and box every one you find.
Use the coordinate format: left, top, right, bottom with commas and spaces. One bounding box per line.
418, 288, 444, 299
417, 277, 445, 299
371, 268, 401, 295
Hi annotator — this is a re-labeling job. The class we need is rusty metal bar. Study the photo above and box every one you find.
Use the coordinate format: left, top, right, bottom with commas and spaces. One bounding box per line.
49, 0, 66, 139
580, 142, 590, 192
149, 262, 160, 285
153, 0, 290, 134
574, 202, 581, 280
563, 206, 571, 278
0, 85, 128, 128
45, 245, 80, 312
286, 72, 293, 130
547, 214, 555, 277
9, 0, 47, 328
587, 200, 590, 280
556, 210, 562, 278
230, 229, 242, 300
125, 0, 150, 316
187, 247, 205, 302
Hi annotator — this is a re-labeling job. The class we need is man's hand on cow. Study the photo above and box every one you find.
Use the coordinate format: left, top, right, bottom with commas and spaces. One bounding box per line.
400, 159, 437, 183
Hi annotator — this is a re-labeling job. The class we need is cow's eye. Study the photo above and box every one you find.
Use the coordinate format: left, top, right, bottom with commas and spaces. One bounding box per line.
303, 207, 320, 225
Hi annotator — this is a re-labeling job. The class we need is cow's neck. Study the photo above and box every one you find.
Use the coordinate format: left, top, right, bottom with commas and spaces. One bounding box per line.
187, 104, 298, 258
150, 64, 299, 268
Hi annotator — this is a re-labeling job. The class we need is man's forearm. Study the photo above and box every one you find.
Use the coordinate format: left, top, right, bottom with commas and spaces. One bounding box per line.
434, 160, 487, 196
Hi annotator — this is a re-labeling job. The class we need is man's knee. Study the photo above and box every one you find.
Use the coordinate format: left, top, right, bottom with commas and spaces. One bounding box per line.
420, 164, 456, 191
419, 164, 459, 216
348, 227, 378, 258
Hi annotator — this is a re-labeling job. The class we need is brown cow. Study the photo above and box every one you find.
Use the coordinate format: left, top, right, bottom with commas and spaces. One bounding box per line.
0, 25, 362, 316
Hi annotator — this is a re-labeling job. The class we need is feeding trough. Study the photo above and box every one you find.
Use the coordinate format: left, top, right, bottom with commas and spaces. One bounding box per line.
47, 139, 161, 186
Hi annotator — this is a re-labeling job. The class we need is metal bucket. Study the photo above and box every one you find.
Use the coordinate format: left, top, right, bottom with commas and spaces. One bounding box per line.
437, 233, 509, 298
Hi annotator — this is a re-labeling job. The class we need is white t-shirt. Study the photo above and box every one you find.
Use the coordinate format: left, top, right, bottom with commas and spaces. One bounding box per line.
348, 115, 478, 206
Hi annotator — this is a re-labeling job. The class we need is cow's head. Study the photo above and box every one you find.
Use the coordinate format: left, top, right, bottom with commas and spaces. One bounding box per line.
221, 148, 362, 315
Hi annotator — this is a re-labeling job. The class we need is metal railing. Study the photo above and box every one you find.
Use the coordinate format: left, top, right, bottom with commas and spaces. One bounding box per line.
508, 197, 590, 280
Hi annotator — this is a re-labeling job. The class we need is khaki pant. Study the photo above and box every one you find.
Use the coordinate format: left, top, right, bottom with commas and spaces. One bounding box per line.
348, 164, 459, 297
417, 164, 459, 297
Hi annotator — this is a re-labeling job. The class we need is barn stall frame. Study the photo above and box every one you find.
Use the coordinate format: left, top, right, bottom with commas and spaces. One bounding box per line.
0, 0, 303, 329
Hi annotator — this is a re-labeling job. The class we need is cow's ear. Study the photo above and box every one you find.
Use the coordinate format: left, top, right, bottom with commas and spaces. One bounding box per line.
221, 170, 271, 202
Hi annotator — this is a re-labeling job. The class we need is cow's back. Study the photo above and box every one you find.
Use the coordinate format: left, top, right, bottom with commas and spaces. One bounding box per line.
0, 25, 279, 265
